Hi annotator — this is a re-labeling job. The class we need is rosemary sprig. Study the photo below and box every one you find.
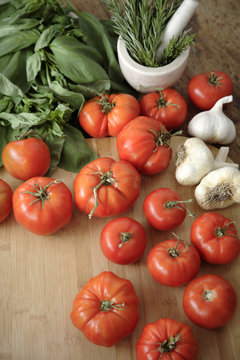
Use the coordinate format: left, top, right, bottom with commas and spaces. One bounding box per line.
103, 0, 194, 67
160, 29, 195, 65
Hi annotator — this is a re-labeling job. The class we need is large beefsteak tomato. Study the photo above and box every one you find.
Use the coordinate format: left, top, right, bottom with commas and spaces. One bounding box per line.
70, 271, 139, 347
190, 212, 240, 264
116, 116, 174, 175
74, 157, 141, 218
79, 93, 140, 137
12, 177, 72, 235
136, 318, 199, 360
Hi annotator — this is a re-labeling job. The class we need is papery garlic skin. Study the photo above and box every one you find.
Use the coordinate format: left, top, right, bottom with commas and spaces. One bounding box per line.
176, 138, 214, 185
195, 167, 240, 210
188, 96, 236, 144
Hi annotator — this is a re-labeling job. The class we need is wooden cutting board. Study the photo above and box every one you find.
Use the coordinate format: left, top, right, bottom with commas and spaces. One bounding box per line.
0, 136, 239, 360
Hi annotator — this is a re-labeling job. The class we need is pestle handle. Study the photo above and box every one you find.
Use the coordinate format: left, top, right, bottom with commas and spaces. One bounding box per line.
156, 0, 199, 62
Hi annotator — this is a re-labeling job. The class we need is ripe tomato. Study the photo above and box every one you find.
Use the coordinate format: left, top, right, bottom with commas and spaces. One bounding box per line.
12, 177, 72, 235
190, 212, 240, 264
147, 235, 200, 287
2, 137, 51, 181
79, 93, 140, 137
70, 271, 139, 347
0, 178, 12, 223
100, 217, 147, 264
136, 318, 199, 360
143, 188, 193, 231
74, 157, 141, 218
140, 88, 187, 130
183, 274, 237, 329
188, 71, 233, 110
116, 116, 173, 175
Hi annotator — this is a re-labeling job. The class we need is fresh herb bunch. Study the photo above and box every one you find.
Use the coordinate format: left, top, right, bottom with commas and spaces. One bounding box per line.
103, 0, 195, 67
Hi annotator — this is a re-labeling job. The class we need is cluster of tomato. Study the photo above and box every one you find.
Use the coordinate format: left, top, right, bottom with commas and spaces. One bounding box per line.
0, 70, 237, 359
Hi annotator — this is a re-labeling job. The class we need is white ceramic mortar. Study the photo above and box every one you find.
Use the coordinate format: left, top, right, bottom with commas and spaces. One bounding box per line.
117, 36, 190, 93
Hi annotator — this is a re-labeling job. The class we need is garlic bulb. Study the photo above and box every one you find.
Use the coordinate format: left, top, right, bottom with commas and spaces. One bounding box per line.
175, 137, 238, 186
188, 96, 236, 144
195, 167, 240, 210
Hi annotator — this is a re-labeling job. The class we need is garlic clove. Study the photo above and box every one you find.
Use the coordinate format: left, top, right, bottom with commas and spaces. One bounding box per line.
195, 166, 240, 210
188, 95, 236, 145
175, 137, 215, 186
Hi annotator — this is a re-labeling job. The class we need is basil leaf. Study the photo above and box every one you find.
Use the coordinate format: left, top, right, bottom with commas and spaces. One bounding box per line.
26, 50, 45, 82
34, 24, 63, 52
58, 124, 97, 173
0, 73, 25, 99
0, 29, 40, 57
50, 36, 109, 85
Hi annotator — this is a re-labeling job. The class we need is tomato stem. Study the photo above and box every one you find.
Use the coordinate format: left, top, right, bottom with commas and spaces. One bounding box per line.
148, 127, 182, 152
100, 300, 126, 312
89, 169, 116, 219
214, 221, 238, 239
168, 232, 190, 258
157, 334, 181, 355
208, 72, 223, 87
164, 199, 195, 217
156, 89, 180, 109
202, 289, 215, 302
97, 95, 115, 114
21, 180, 61, 209
119, 232, 134, 248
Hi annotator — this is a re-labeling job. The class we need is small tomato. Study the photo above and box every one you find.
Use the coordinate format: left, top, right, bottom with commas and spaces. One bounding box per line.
147, 235, 201, 287
2, 137, 51, 181
12, 177, 72, 235
188, 71, 233, 110
100, 217, 147, 264
183, 274, 237, 329
143, 188, 194, 231
140, 88, 187, 130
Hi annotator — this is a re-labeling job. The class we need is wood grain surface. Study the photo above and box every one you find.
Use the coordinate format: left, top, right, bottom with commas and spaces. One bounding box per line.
0, 136, 239, 360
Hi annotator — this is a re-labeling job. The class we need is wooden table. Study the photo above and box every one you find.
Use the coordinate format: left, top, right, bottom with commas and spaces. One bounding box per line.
1, 1, 240, 360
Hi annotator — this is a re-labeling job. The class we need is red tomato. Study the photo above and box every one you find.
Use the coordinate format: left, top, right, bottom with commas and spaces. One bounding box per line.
100, 217, 147, 264
147, 236, 200, 287
136, 318, 199, 360
12, 177, 72, 235
143, 188, 193, 231
190, 212, 240, 264
0, 178, 12, 223
140, 88, 187, 130
188, 71, 233, 110
2, 137, 51, 181
74, 157, 141, 218
79, 93, 140, 137
183, 274, 237, 329
116, 116, 173, 175
70, 271, 139, 347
